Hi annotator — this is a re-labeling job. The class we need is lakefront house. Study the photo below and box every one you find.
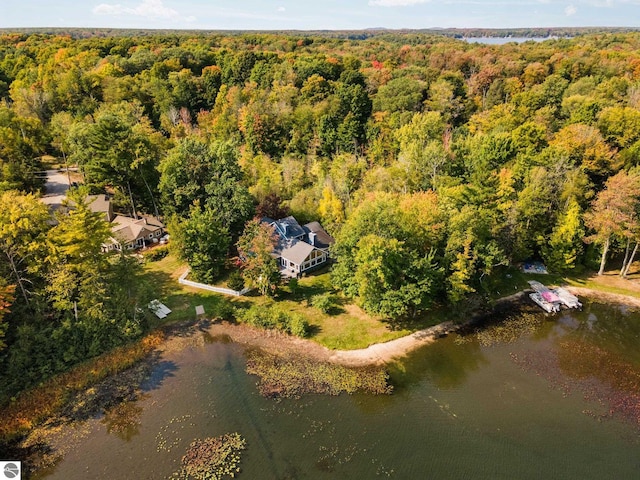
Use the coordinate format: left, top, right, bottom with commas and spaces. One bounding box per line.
261, 216, 334, 277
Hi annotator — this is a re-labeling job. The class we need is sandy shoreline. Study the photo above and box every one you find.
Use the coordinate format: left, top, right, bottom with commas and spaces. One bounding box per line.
13, 284, 640, 475
173, 286, 640, 369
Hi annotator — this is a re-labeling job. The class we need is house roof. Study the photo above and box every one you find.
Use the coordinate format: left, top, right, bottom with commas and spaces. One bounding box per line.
111, 225, 143, 244
110, 215, 163, 244
85, 194, 111, 215
303, 221, 335, 249
281, 240, 315, 265
274, 216, 306, 240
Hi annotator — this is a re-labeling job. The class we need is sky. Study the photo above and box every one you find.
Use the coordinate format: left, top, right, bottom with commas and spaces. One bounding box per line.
1, 0, 639, 30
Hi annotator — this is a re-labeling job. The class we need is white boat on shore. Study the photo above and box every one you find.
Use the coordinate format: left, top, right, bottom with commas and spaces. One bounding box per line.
527, 280, 581, 311
552, 287, 582, 309
529, 292, 561, 313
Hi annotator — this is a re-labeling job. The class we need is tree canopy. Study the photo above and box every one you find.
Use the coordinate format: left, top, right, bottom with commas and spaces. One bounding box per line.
3, 29, 640, 392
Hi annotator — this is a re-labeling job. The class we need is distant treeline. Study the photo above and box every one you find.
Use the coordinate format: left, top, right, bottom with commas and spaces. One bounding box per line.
0, 26, 638, 40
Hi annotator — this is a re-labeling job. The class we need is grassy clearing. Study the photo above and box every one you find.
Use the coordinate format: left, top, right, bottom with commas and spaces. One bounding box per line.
563, 272, 640, 299
142, 255, 235, 324
473, 265, 565, 301
143, 255, 418, 350
145, 255, 640, 351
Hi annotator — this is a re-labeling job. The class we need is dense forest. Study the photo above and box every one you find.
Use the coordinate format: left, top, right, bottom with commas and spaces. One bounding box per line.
2, 30, 640, 399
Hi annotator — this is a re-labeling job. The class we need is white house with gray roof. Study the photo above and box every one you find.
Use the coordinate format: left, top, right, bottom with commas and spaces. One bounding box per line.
262, 216, 334, 277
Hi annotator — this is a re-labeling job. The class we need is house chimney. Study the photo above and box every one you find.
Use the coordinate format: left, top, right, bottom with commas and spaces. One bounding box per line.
309, 232, 316, 246
283, 224, 288, 236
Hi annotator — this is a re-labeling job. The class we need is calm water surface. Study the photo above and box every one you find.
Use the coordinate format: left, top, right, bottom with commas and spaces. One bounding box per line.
465, 37, 565, 44
39, 301, 640, 479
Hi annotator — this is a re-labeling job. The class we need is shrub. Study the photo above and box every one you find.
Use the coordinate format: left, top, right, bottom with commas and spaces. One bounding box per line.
226, 271, 245, 291
236, 304, 308, 337
288, 278, 299, 296
289, 314, 309, 338
145, 246, 169, 261
311, 293, 337, 314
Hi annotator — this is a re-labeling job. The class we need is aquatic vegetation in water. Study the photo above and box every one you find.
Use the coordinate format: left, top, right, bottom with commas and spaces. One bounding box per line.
245, 351, 392, 398
558, 340, 640, 426
156, 414, 196, 453
101, 398, 146, 441
512, 339, 640, 429
173, 433, 246, 480
457, 313, 544, 347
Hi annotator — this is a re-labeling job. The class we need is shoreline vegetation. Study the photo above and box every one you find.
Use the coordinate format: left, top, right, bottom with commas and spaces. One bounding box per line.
2, 281, 639, 451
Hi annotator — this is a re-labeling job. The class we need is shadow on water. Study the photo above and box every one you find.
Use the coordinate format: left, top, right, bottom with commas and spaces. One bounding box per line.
224, 354, 283, 479
100, 396, 148, 441
140, 357, 179, 392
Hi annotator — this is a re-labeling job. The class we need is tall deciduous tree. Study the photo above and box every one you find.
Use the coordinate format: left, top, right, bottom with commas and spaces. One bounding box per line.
159, 137, 253, 237
0, 105, 46, 192
237, 219, 280, 296
68, 101, 163, 218
169, 203, 231, 284
584, 170, 640, 275
332, 192, 444, 316
0, 191, 50, 304
541, 198, 585, 272
352, 234, 440, 318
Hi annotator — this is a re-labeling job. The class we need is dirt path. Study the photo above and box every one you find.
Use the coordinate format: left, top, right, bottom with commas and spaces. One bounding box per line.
566, 286, 640, 308
40, 168, 71, 210
187, 319, 462, 368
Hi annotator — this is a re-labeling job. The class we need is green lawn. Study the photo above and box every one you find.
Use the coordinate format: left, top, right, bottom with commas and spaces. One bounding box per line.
142, 255, 235, 325
142, 255, 414, 350
477, 263, 640, 302
143, 255, 640, 351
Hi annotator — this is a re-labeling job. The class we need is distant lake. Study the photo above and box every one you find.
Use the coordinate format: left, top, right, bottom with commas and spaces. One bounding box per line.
465, 36, 564, 44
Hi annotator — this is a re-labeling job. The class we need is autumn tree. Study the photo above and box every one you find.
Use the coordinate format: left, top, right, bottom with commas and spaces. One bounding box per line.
584, 170, 640, 275
46, 190, 112, 322
0, 191, 50, 304
541, 198, 585, 272
46, 189, 151, 360
0, 283, 15, 352
237, 219, 280, 296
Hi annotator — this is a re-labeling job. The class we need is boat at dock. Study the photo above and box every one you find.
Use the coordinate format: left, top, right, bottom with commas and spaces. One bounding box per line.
527, 280, 581, 312
529, 292, 561, 313
552, 287, 582, 309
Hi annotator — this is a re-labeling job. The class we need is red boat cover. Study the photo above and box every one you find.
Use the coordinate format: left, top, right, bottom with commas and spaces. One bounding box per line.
541, 291, 560, 303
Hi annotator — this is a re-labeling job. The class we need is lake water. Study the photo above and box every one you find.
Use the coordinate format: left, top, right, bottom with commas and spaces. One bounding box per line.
465, 37, 564, 45
37, 301, 640, 479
